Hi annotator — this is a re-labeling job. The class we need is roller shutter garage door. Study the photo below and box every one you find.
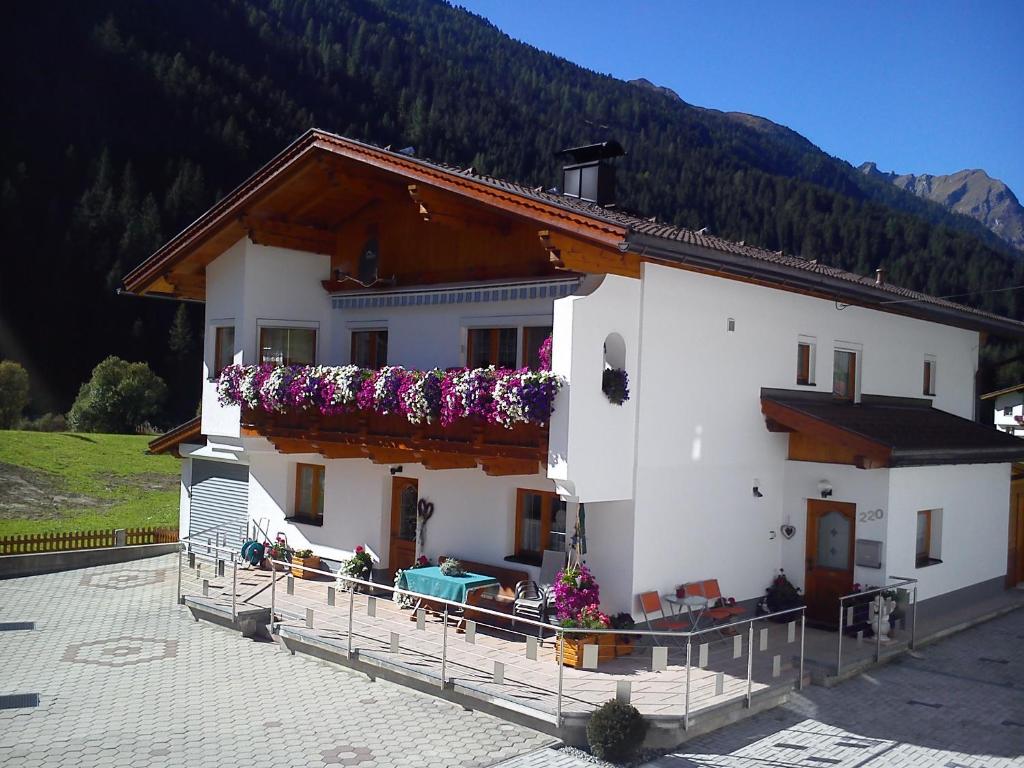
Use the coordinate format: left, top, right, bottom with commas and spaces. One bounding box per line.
189, 460, 249, 552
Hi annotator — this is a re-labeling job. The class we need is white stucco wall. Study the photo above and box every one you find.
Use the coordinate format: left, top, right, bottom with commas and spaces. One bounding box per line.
200, 238, 332, 439
992, 392, 1024, 435
245, 446, 560, 573
202, 238, 246, 437
330, 281, 570, 369
887, 463, 1010, 600
631, 262, 981, 606
548, 274, 641, 503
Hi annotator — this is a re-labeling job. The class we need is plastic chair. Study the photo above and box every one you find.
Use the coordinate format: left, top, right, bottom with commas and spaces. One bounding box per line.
638, 591, 689, 644
512, 580, 548, 639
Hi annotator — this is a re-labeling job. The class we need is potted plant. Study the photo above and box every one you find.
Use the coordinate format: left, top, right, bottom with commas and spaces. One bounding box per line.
610, 612, 636, 656
290, 548, 320, 579
764, 569, 803, 617
551, 564, 613, 667
339, 545, 373, 590
262, 536, 291, 571
394, 555, 431, 608
602, 368, 629, 405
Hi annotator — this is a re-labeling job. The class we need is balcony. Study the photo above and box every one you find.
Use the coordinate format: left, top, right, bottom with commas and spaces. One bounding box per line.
241, 407, 549, 476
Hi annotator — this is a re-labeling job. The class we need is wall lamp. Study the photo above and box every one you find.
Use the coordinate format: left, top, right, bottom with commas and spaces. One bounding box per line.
390, 465, 404, 475
818, 480, 833, 499
752, 479, 764, 498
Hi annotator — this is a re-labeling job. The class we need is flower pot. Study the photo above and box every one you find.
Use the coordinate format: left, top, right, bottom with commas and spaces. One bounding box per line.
291, 555, 321, 579
556, 634, 614, 668
261, 558, 288, 572
556, 635, 592, 669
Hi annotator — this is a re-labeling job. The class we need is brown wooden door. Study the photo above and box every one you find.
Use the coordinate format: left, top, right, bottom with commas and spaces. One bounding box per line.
389, 477, 419, 573
1008, 478, 1024, 587
805, 500, 856, 627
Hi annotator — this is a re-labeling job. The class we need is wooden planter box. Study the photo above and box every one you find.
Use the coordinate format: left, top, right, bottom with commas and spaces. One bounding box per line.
614, 634, 635, 657
557, 634, 616, 668
291, 555, 321, 579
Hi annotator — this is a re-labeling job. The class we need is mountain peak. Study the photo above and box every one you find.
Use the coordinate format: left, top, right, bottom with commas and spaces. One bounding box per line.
860, 163, 1024, 252
627, 77, 682, 102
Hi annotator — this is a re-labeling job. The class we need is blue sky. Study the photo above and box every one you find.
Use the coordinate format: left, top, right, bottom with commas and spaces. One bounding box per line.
457, 1, 1024, 196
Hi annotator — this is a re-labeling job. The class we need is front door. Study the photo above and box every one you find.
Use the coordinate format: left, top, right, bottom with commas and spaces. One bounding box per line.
805, 500, 856, 627
389, 477, 419, 573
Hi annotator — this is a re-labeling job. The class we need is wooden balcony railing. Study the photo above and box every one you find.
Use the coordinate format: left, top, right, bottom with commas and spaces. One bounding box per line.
241, 408, 549, 476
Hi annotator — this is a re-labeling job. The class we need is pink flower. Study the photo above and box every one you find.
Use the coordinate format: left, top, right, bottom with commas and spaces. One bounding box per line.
355, 545, 364, 554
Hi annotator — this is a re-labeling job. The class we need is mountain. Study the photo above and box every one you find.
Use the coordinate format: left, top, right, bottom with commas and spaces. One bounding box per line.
860, 162, 1024, 252
3, 0, 1024, 423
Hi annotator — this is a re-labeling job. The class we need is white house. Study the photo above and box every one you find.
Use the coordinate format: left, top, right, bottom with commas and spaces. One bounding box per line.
983, 383, 1024, 435
130, 130, 1024, 627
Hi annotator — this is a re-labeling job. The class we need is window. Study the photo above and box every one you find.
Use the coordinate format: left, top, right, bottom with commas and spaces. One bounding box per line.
916, 509, 942, 567
523, 326, 553, 370
212, 326, 235, 377
833, 349, 857, 401
294, 464, 325, 525
467, 327, 517, 368
923, 356, 936, 396
1004, 406, 1013, 417
259, 327, 316, 366
797, 338, 816, 386
351, 330, 388, 368
514, 489, 566, 563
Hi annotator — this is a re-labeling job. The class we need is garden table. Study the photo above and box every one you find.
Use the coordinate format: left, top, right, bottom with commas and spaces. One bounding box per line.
398, 566, 500, 629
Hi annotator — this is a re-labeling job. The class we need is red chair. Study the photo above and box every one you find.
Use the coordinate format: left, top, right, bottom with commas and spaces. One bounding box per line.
698, 579, 745, 633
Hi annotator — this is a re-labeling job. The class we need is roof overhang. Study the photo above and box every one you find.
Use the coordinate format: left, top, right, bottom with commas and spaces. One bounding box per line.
148, 416, 202, 457
981, 383, 1024, 400
122, 130, 629, 299
628, 233, 1024, 340
761, 388, 1024, 468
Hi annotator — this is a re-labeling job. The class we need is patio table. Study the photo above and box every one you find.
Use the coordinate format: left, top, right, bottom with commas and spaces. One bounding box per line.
398, 566, 500, 605
665, 594, 708, 630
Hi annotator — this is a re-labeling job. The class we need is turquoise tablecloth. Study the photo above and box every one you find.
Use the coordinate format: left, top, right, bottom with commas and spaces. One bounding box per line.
399, 566, 500, 604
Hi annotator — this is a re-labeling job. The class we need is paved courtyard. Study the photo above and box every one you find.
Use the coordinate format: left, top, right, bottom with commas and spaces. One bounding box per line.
0, 555, 555, 767
644, 604, 1024, 768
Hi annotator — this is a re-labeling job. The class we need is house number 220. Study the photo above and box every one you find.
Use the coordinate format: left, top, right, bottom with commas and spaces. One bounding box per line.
859, 508, 884, 522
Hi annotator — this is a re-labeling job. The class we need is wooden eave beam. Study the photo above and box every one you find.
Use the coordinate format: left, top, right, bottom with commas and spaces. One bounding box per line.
538, 230, 639, 278
241, 215, 337, 256
478, 458, 540, 476
760, 399, 891, 467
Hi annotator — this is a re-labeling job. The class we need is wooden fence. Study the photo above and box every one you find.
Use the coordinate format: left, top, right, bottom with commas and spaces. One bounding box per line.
0, 527, 179, 555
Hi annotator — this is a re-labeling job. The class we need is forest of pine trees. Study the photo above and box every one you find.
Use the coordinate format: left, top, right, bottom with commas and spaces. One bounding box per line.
2, 0, 1022, 424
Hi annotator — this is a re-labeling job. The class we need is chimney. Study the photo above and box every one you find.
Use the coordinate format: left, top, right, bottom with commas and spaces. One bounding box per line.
875, 266, 886, 285
555, 140, 625, 206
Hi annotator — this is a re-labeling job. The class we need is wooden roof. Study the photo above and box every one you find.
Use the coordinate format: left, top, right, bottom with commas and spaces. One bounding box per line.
148, 416, 202, 457
122, 128, 1024, 338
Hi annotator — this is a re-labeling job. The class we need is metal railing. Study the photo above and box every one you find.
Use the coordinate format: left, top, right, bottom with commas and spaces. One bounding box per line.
177, 539, 241, 621
835, 576, 918, 677
249, 555, 807, 728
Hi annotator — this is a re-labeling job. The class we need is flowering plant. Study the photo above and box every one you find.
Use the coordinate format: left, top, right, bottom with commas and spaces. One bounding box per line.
217, 363, 562, 429
341, 545, 373, 577
538, 335, 552, 371
393, 555, 433, 607
561, 603, 611, 630
551, 564, 601, 623
265, 535, 291, 561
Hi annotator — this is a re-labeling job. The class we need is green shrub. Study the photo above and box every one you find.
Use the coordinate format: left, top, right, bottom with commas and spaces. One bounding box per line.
19, 412, 68, 432
68, 356, 167, 433
0, 360, 30, 428
586, 700, 648, 762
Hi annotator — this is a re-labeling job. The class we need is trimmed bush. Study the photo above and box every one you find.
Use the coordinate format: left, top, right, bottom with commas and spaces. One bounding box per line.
68, 356, 167, 433
586, 700, 648, 762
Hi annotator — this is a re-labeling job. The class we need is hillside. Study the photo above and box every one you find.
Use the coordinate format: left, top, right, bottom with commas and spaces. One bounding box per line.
860, 162, 1024, 252
0, 431, 179, 535
3, 0, 1024, 423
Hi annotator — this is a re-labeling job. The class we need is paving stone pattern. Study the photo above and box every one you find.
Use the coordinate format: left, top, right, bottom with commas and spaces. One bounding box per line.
644, 606, 1024, 768
0, 556, 555, 767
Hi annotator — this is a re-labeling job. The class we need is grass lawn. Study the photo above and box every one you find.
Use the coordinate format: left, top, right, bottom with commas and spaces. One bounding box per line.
0, 430, 180, 536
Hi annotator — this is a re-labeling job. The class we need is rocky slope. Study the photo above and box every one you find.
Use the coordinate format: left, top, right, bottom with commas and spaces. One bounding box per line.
860, 162, 1024, 252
